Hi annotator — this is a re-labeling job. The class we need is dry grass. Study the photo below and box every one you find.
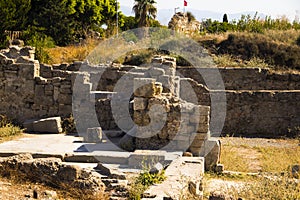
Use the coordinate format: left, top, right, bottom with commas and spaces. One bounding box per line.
0, 115, 23, 143
220, 137, 300, 173
205, 137, 300, 200
46, 38, 100, 64
213, 54, 270, 69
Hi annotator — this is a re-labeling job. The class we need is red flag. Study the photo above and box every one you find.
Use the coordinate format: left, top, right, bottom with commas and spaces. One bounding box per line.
184, 0, 187, 6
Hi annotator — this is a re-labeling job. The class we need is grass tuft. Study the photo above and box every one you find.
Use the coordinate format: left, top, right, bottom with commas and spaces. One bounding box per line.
0, 115, 23, 140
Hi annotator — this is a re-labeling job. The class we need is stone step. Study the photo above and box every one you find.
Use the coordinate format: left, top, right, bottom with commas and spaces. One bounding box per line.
102, 178, 118, 185
64, 151, 131, 164
103, 130, 124, 138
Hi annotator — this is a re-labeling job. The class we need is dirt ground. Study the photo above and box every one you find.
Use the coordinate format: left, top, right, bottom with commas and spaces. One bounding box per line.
1, 137, 299, 199
0, 177, 72, 200
205, 137, 300, 198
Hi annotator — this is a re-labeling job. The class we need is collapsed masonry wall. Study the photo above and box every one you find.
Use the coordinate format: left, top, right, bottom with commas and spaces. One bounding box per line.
177, 66, 300, 137
133, 78, 210, 154
0, 46, 73, 122
177, 66, 300, 90
0, 44, 299, 138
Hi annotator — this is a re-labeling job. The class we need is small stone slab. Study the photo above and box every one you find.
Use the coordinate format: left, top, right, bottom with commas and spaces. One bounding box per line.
24, 117, 62, 133
83, 127, 102, 143
128, 150, 166, 169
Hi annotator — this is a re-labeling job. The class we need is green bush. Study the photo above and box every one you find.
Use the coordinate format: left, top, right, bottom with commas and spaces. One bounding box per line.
218, 33, 300, 69
129, 170, 166, 200
21, 26, 55, 63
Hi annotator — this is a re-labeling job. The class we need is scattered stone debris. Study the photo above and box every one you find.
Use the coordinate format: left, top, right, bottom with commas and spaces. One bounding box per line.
0, 154, 105, 194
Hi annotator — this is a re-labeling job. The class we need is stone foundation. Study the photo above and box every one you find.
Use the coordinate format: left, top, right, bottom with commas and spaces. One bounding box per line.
0, 44, 299, 138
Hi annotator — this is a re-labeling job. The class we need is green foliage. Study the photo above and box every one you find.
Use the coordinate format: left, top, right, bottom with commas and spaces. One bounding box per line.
218, 33, 300, 69
122, 16, 138, 31
223, 14, 228, 23
0, 0, 31, 32
122, 31, 138, 43
22, 26, 55, 63
202, 12, 300, 34
28, 0, 76, 45
186, 11, 196, 23
0, 0, 120, 46
133, 0, 157, 27
0, 115, 23, 138
136, 170, 166, 186
129, 170, 166, 200
0, 0, 31, 45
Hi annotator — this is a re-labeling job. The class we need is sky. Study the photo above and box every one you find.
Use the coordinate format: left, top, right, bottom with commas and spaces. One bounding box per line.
118, 0, 300, 20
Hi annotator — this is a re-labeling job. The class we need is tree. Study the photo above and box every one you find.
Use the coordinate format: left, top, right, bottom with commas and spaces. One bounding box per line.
186, 11, 196, 23
223, 14, 228, 23
122, 16, 138, 31
0, 0, 31, 46
100, 0, 124, 37
133, 0, 157, 27
28, 0, 75, 45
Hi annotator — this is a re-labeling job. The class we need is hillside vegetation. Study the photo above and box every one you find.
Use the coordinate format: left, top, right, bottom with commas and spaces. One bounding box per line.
1, 0, 299, 70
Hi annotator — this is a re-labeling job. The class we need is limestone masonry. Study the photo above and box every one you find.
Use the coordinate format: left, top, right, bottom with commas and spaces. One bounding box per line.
0, 43, 299, 140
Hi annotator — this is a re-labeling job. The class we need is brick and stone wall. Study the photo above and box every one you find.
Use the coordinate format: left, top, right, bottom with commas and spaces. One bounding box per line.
0, 43, 299, 138
177, 66, 300, 137
132, 78, 210, 155
177, 66, 300, 90
0, 45, 74, 122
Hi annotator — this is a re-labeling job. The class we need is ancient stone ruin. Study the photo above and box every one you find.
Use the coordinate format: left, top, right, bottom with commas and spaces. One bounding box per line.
1, 40, 300, 199
168, 12, 202, 36
1, 42, 299, 138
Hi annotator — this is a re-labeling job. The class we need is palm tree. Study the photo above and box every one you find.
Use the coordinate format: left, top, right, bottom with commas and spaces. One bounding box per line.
133, 0, 157, 27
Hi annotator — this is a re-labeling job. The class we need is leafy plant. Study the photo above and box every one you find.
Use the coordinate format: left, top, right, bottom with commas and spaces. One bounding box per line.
128, 169, 166, 200
187, 11, 196, 23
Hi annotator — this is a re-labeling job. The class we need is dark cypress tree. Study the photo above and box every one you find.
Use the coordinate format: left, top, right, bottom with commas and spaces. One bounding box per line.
223, 13, 229, 23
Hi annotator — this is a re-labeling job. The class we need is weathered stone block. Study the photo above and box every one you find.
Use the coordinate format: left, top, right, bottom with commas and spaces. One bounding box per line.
134, 78, 156, 97
58, 94, 72, 105
25, 117, 63, 133
151, 57, 163, 64
197, 123, 209, 133
128, 150, 166, 169
150, 162, 164, 174
155, 82, 163, 96
148, 67, 165, 77
200, 138, 221, 171
188, 180, 203, 197
58, 104, 72, 116
190, 115, 209, 124
134, 97, 148, 111
83, 127, 102, 143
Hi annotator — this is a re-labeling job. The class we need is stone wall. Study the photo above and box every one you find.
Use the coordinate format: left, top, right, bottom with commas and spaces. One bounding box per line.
132, 78, 210, 155
0, 46, 74, 122
177, 66, 300, 90
220, 91, 300, 137
1, 44, 299, 138
177, 66, 300, 137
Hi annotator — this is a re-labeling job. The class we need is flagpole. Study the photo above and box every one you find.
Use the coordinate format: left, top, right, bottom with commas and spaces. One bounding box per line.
116, 0, 118, 37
